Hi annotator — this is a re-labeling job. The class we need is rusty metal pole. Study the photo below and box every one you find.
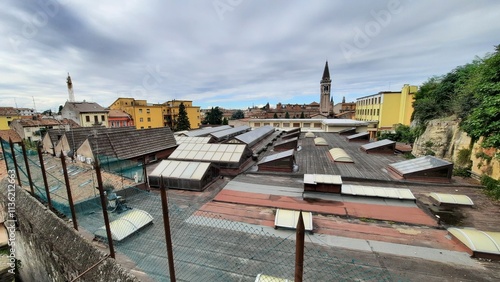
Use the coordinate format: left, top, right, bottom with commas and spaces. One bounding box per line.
20, 141, 34, 195
160, 177, 176, 281
94, 158, 115, 259
0, 138, 10, 172
60, 152, 78, 230
9, 139, 21, 186
37, 144, 52, 209
295, 211, 305, 282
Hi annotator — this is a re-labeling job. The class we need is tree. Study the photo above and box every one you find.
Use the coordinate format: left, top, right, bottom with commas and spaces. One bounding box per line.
42, 109, 52, 116
285, 112, 290, 119
176, 102, 190, 131
222, 117, 228, 125
231, 110, 245, 119
57, 105, 63, 115
273, 113, 278, 118
203, 107, 223, 125
300, 112, 305, 118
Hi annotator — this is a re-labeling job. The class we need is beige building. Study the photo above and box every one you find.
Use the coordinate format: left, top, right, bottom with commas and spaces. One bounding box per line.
61, 101, 109, 128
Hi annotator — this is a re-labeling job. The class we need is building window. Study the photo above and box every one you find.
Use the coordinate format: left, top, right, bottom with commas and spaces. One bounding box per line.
139, 109, 143, 113
377, 109, 380, 116
147, 117, 151, 122
140, 118, 143, 122
146, 109, 150, 114
283, 123, 290, 127
140, 126, 144, 129
378, 97, 381, 104
264, 123, 270, 126
314, 123, 322, 128
303, 123, 310, 127
254, 123, 260, 127
86, 116, 90, 122
101, 115, 105, 121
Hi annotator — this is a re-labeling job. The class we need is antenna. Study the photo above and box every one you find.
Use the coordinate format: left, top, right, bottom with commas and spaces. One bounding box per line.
67, 73, 75, 102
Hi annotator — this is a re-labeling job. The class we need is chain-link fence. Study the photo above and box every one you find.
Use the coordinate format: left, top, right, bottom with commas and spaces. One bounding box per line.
2, 139, 403, 281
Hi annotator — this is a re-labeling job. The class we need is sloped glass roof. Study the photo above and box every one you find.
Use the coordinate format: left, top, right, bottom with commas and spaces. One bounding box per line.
304, 132, 315, 138
389, 156, 452, 175
361, 139, 395, 150
338, 127, 356, 134
258, 149, 294, 164
314, 137, 328, 146
341, 184, 415, 200
94, 209, 153, 242
149, 160, 211, 180
169, 143, 247, 163
429, 193, 474, 206
175, 136, 212, 144
275, 137, 298, 146
346, 132, 369, 140
183, 125, 232, 137
304, 174, 342, 185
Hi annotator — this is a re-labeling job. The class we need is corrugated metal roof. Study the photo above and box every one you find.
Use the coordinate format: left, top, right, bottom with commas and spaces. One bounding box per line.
235, 125, 275, 147
346, 132, 369, 140
94, 209, 153, 241
304, 174, 342, 185
209, 125, 250, 139
342, 184, 415, 200
183, 125, 232, 137
448, 228, 500, 255
329, 148, 354, 163
361, 139, 395, 150
314, 137, 328, 146
430, 193, 474, 206
274, 209, 313, 231
389, 156, 452, 175
169, 143, 247, 163
258, 149, 294, 164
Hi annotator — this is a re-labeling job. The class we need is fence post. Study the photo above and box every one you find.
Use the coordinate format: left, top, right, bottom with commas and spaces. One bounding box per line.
295, 211, 305, 282
60, 152, 78, 230
20, 141, 34, 195
0, 138, 10, 172
160, 177, 176, 281
9, 138, 21, 185
94, 158, 115, 259
37, 143, 52, 210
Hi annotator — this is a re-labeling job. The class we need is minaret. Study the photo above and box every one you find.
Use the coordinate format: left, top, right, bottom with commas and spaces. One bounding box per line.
320, 61, 332, 115
67, 73, 75, 102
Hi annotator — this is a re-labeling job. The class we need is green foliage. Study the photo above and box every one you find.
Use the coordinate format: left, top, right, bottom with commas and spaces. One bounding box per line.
222, 117, 228, 125
424, 140, 434, 148
412, 45, 500, 148
231, 110, 245, 120
273, 113, 278, 118
424, 149, 435, 156
176, 102, 191, 131
453, 166, 471, 177
475, 151, 493, 163
300, 111, 305, 118
379, 124, 416, 143
203, 107, 223, 125
480, 175, 500, 200
456, 148, 472, 166
285, 112, 290, 119
403, 152, 416, 159
58, 105, 63, 115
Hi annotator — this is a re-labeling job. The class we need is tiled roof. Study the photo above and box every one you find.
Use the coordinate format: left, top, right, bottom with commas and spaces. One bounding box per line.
89, 127, 177, 159
0, 129, 22, 143
13, 118, 80, 127
108, 109, 131, 118
65, 101, 107, 113
0, 107, 19, 116
45, 126, 136, 151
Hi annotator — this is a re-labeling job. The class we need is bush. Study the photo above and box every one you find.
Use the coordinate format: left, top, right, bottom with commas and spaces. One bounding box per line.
456, 148, 471, 166
480, 175, 500, 200
453, 166, 471, 177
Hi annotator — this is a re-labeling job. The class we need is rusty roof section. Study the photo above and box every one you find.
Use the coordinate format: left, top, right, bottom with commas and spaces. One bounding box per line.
108, 109, 132, 118
12, 118, 80, 127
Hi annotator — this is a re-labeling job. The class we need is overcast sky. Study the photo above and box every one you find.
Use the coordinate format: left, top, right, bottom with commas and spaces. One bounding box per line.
1, 0, 499, 112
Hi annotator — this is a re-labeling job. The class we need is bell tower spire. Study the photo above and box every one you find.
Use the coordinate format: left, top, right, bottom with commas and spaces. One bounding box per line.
320, 61, 332, 115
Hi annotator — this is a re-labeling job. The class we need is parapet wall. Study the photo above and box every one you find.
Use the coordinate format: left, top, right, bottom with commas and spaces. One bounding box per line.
0, 179, 140, 282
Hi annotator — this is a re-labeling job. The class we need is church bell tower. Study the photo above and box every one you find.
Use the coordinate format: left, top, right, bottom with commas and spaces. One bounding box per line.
320, 61, 331, 116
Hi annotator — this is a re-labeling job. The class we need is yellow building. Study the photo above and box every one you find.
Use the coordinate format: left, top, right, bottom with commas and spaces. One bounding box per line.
109, 98, 164, 129
162, 100, 201, 130
355, 84, 417, 134
0, 107, 21, 130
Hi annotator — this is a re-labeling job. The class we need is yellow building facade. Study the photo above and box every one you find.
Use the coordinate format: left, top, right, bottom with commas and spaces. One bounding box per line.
163, 100, 201, 130
355, 84, 417, 131
109, 98, 164, 129
109, 98, 201, 130
0, 107, 21, 130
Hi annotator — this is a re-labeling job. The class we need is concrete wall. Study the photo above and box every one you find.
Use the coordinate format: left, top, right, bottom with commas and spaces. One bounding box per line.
0, 181, 140, 282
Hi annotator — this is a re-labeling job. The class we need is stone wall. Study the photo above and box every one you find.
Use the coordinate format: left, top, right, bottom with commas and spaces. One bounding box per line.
412, 116, 500, 180
0, 180, 141, 282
